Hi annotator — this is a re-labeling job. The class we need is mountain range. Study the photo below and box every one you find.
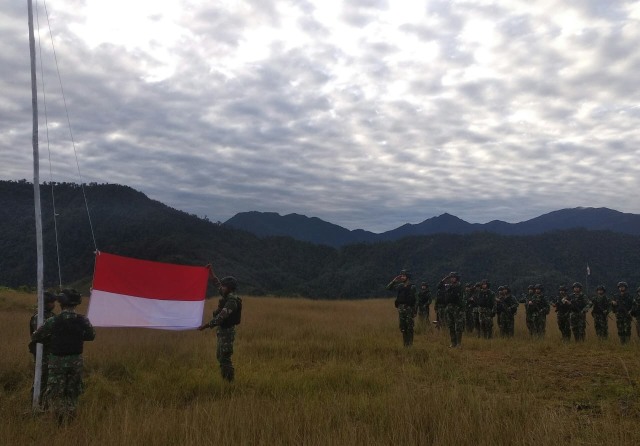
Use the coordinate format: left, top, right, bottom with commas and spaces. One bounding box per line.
2, 180, 639, 298
225, 208, 640, 247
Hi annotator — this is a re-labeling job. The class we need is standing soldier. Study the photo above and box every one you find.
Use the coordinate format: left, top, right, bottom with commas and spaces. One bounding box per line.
416, 282, 432, 325
496, 285, 518, 337
566, 282, 591, 341
198, 266, 243, 380
476, 279, 496, 339
384, 270, 417, 346
29, 291, 57, 406
591, 285, 610, 340
551, 286, 572, 341
634, 287, 640, 339
434, 284, 447, 330
31, 289, 95, 425
527, 284, 550, 338
463, 283, 476, 334
471, 282, 482, 336
524, 285, 536, 335
611, 281, 634, 344
438, 272, 465, 348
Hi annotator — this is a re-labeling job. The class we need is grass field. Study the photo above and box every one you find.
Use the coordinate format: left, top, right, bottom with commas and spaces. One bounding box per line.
1, 289, 639, 445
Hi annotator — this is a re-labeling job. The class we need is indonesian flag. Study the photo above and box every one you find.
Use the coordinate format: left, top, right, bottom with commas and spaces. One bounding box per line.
87, 252, 209, 330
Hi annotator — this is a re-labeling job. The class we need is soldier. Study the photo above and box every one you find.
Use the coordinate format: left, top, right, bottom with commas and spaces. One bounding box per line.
384, 269, 417, 346
526, 284, 550, 338
198, 266, 243, 380
524, 285, 536, 335
566, 282, 591, 341
476, 279, 496, 339
434, 284, 447, 330
463, 283, 476, 334
31, 289, 95, 425
29, 291, 57, 406
438, 271, 465, 348
551, 285, 571, 341
611, 281, 634, 344
634, 286, 640, 339
496, 285, 518, 337
471, 282, 482, 336
416, 282, 432, 325
591, 285, 611, 340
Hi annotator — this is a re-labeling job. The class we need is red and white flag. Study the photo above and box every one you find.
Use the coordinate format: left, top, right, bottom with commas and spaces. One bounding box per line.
88, 252, 209, 330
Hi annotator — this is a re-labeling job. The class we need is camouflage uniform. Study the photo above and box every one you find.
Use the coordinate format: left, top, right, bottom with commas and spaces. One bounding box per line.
476, 281, 496, 339
434, 287, 447, 329
29, 303, 56, 405
31, 305, 95, 424
496, 287, 518, 337
439, 272, 465, 347
387, 273, 417, 346
550, 287, 571, 341
590, 286, 610, 340
416, 283, 432, 324
634, 287, 640, 339
463, 284, 477, 334
566, 284, 591, 342
524, 286, 536, 335
202, 280, 243, 381
611, 282, 634, 344
526, 285, 550, 338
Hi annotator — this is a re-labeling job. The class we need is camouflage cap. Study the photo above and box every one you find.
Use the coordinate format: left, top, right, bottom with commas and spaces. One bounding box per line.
220, 276, 238, 290
44, 291, 57, 304
57, 289, 82, 307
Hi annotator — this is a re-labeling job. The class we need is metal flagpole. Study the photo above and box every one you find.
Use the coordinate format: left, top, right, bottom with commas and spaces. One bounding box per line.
28, 0, 45, 411
585, 264, 590, 297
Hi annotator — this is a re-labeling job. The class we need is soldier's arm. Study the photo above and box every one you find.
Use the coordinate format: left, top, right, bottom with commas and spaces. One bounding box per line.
386, 279, 399, 291
31, 316, 54, 343
82, 317, 96, 341
209, 298, 239, 327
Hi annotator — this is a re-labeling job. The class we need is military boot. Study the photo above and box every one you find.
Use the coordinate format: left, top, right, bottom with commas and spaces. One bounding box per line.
221, 366, 235, 382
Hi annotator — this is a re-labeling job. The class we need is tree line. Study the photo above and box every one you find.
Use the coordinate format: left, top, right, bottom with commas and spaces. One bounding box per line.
1, 180, 639, 298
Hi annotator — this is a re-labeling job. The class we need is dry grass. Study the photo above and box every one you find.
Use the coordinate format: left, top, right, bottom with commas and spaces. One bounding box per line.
1, 289, 639, 445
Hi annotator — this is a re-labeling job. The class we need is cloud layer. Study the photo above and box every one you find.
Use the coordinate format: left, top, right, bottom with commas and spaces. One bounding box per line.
3, 0, 640, 232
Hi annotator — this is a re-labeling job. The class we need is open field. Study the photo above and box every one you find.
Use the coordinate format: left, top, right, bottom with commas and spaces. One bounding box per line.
1, 288, 639, 445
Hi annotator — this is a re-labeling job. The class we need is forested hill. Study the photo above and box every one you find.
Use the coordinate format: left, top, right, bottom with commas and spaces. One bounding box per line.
2, 180, 639, 298
226, 208, 640, 247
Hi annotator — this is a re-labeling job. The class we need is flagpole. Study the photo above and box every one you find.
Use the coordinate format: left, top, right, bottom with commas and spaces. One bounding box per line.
585, 264, 589, 297
28, 0, 45, 411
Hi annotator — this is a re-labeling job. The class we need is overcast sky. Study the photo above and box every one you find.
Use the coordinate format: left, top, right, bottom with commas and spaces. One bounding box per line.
2, 1, 640, 232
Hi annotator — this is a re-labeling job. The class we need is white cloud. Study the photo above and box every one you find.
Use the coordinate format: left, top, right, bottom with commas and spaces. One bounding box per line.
2, 0, 640, 232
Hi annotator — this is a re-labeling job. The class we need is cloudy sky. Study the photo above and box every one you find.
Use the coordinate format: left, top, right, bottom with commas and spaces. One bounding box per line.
2, 1, 640, 232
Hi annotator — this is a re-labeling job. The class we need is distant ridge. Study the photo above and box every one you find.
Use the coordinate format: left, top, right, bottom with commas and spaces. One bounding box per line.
225, 208, 640, 247
225, 211, 377, 246
3, 180, 639, 298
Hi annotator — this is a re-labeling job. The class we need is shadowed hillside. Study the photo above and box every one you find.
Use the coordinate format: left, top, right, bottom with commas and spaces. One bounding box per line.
2, 180, 639, 298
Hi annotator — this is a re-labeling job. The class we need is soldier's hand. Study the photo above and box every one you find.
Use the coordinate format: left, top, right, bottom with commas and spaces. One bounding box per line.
197, 323, 209, 331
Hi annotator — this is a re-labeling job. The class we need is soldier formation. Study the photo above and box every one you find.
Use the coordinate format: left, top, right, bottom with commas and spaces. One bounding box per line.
387, 270, 640, 347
